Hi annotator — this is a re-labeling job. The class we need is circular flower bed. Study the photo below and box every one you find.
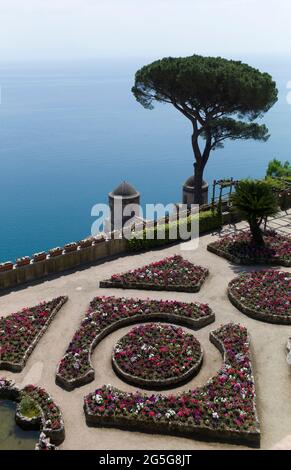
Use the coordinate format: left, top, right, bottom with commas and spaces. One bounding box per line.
228, 270, 291, 324
84, 323, 260, 448
112, 324, 203, 389
100, 255, 209, 292
56, 296, 214, 391
207, 230, 291, 266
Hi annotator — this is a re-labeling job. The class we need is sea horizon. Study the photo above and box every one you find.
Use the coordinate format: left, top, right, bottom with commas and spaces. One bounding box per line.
0, 55, 290, 262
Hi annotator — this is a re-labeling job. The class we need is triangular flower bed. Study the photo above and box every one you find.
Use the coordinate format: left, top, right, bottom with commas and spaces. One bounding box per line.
56, 296, 214, 391
100, 255, 209, 292
84, 324, 260, 448
0, 296, 68, 372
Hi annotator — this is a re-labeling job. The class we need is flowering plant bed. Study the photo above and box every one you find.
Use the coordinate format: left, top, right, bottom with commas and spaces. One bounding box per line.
228, 270, 291, 324
100, 255, 209, 292
84, 324, 260, 448
56, 296, 214, 391
112, 323, 203, 389
0, 377, 65, 448
0, 296, 68, 372
20, 384, 65, 444
207, 230, 291, 266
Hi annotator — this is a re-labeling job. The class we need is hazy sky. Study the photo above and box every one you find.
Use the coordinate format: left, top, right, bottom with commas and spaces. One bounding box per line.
0, 0, 290, 61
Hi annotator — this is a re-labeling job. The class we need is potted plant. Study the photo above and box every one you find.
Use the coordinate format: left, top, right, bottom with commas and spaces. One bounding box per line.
16, 257, 31, 267
49, 247, 63, 258
64, 242, 78, 253
33, 252, 47, 263
93, 235, 106, 245
79, 238, 93, 249
0, 262, 14, 272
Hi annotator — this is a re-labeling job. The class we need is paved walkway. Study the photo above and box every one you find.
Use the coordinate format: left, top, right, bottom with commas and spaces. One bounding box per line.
0, 214, 290, 450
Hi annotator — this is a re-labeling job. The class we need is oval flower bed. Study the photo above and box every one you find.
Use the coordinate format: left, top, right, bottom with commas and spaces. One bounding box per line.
0, 377, 65, 449
207, 230, 291, 266
84, 323, 260, 448
56, 296, 214, 391
100, 255, 209, 292
228, 270, 291, 324
0, 296, 68, 372
112, 324, 203, 389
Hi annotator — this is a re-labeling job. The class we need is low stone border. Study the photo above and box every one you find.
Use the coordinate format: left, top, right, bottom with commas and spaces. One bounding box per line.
0, 378, 65, 449
56, 296, 215, 391
208, 243, 291, 267
100, 280, 206, 293
111, 324, 203, 390
0, 296, 68, 372
228, 289, 291, 325
207, 234, 291, 267
100, 255, 209, 293
84, 324, 260, 448
112, 349, 203, 390
228, 270, 291, 325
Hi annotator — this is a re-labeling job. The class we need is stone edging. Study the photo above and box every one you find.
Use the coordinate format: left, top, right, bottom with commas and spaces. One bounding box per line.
0, 379, 65, 448
111, 347, 203, 390
83, 325, 260, 448
100, 275, 207, 293
228, 287, 291, 325
0, 296, 68, 372
56, 311, 215, 391
207, 242, 291, 267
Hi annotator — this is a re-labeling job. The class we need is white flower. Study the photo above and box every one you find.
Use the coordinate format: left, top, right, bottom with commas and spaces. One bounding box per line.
94, 394, 103, 404
212, 412, 219, 420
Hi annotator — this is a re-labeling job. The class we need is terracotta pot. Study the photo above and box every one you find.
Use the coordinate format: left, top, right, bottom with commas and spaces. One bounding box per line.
16, 257, 31, 267
33, 252, 47, 262
49, 248, 63, 257
79, 239, 93, 248
94, 237, 105, 245
0, 262, 14, 272
64, 243, 78, 253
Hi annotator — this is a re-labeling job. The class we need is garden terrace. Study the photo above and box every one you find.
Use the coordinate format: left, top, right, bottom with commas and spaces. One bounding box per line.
112, 323, 203, 389
56, 296, 214, 391
228, 270, 291, 324
0, 377, 65, 449
84, 324, 260, 448
100, 255, 209, 293
207, 230, 291, 266
0, 296, 68, 372
0, 212, 290, 450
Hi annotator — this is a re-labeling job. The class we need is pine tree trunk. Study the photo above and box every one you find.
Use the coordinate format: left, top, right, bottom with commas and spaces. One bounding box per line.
249, 218, 265, 246
194, 162, 204, 205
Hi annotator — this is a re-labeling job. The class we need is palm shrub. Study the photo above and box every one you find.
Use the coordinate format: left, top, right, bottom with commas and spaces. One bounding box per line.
231, 180, 279, 246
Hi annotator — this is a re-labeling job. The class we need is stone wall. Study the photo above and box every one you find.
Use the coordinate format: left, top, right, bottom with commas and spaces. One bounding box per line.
0, 239, 126, 291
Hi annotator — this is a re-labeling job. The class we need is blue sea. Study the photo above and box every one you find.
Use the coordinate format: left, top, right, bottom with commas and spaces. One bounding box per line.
0, 56, 290, 262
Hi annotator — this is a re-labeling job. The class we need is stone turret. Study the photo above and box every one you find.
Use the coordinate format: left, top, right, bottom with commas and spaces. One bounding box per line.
108, 181, 140, 232
182, 176, 209, 206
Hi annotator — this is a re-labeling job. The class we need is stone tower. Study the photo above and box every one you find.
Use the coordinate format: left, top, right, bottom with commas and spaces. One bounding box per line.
182, 176, 209, 206
108, 181, 140, 232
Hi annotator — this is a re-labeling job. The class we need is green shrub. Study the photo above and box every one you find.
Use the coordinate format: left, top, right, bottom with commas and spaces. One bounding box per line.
19, 396, 40, 419
265, 176, 291, 191
266, 158, 291, 178
127, 211, 222, 252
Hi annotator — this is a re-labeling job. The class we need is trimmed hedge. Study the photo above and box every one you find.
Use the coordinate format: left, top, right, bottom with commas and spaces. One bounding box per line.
127, 211, 222, 252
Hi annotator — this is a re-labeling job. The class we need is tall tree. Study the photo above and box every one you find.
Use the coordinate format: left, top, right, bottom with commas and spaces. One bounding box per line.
132, 55, 278, 204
